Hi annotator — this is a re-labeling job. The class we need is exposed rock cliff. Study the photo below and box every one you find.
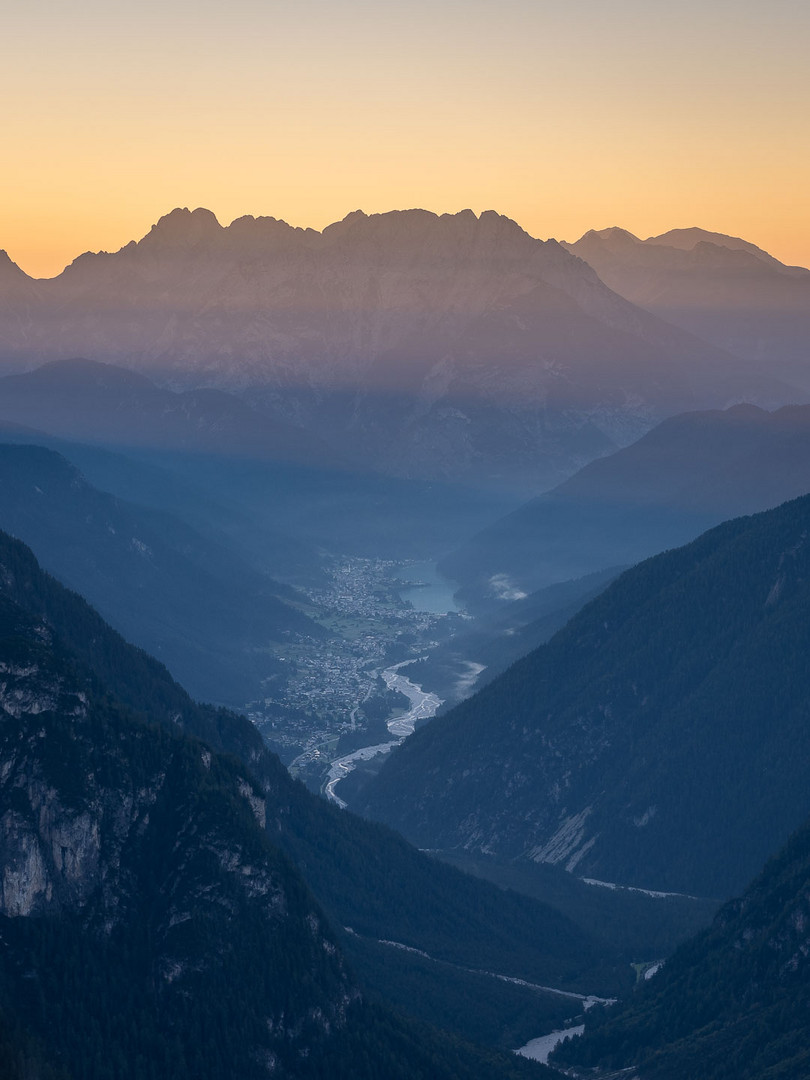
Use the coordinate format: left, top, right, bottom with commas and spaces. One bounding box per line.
0, 591, 356, 1077
0, 529, 557, 1078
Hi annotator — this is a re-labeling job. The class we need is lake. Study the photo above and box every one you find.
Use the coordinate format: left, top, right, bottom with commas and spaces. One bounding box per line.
397, 561, 461, 614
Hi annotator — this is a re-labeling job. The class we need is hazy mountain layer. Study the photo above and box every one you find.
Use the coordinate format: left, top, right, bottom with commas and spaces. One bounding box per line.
0, 421, 325, 582
0, 442, 322, 705
565, 226, 810, 390
0, 356, 325, 464
360, 494, 810, 898
0, 361, 520, 563
0, 209, 791, 489
442, 402, 810, 605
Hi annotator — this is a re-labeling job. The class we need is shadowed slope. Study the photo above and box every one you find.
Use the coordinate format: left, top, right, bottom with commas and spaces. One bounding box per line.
362, 494, 810, 898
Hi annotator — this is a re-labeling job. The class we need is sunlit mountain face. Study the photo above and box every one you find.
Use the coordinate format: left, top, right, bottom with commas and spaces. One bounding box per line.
0, 208, 798, 494
565, 226, 810, 391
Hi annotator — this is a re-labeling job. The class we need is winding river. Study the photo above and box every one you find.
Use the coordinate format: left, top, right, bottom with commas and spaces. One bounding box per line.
323, 660, 442, 808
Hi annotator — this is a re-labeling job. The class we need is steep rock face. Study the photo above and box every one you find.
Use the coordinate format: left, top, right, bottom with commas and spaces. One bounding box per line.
0, 209, 788, 489
565, 226, 810, 391
360, 494, 810, 898
0, 593, 356, 1080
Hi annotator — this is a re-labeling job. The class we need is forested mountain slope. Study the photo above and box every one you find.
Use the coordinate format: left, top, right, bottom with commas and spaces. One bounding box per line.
360, 494, 810, 898
553, 813, 810, 1079
402, 566, 623, 707
0, 528, 627, 1058
0, 539, 547, 1079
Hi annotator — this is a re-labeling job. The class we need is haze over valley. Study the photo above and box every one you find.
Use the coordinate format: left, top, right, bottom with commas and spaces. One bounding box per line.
0, 126, 807, 1080
0, 208, 797, 493
2, 1, 810, 1065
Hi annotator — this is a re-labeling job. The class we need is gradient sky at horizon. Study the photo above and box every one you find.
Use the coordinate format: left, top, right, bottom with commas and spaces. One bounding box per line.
4, 0, 809, 277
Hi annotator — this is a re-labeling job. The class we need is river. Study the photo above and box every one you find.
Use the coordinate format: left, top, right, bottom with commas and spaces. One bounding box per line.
515, 1025, 585, 1064
323, 660, 442, 808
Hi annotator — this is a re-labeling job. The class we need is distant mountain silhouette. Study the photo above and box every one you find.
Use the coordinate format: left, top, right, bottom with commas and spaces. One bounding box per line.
0, 357, 326, 464
0, 209, 794, 490
0, 368, 519, 567
442, 402, 810, 605
565, 226, 810, 391
0, 442, 322, 704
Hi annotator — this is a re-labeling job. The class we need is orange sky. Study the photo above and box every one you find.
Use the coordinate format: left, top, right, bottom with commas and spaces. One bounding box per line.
4, 0, 809, 278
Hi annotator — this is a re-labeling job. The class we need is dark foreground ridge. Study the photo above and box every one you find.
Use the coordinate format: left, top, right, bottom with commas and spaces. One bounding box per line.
554, 812, 810, 1079
0, 527, 575, 1077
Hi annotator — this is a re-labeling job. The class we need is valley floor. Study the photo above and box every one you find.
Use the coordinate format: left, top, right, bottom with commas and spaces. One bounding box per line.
245, 556, 471, 788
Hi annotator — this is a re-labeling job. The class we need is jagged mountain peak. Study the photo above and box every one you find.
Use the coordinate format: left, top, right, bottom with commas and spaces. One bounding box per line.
140, 205, 224, 249
580, 226, 642, 245
321, 206, 536, 251
225, 213, 320, 251
57, 208, 227, 271
0, 249, 30, 279
54, 206, 544, 272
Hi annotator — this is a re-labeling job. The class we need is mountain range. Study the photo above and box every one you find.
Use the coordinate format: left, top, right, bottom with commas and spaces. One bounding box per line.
2, 206, 810, 1076
0, 356, 325, 465
0, 209, 796, 490
565, 225, 810, 391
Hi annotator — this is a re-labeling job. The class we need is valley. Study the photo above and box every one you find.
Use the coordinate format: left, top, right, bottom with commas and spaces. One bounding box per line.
0, 199, 808, 1079
246, 556, 466, 791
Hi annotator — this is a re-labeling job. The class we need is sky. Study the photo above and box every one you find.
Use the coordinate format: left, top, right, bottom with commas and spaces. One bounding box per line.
4, 0, 809, 277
